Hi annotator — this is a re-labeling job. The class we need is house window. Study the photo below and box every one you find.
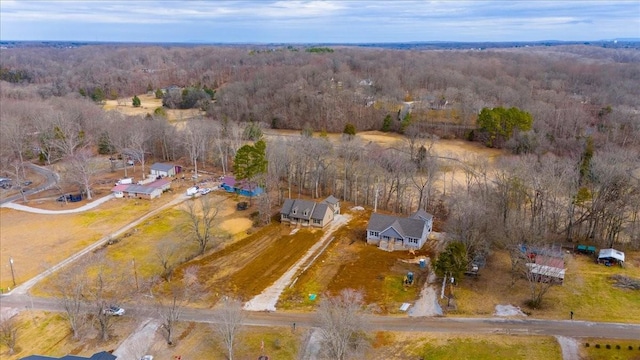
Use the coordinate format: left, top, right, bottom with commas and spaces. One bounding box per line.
408, 238, 418, 244
369, 231, 379, 237
313, 219, 321, 224
304, 210, 309, 216
282, 214, 289, 219
383, 236, 390, 241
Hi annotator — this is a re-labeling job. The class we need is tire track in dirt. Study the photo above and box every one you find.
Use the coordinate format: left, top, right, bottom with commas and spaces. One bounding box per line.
189, 224, 286, 300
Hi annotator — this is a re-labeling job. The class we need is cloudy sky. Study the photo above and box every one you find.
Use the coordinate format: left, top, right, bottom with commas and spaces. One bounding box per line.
1, 1, 638, 43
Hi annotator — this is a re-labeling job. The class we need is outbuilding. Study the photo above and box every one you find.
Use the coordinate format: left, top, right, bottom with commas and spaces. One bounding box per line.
124, 184, 162, 199
150, 162, 181, 178
598, 248, 625, 266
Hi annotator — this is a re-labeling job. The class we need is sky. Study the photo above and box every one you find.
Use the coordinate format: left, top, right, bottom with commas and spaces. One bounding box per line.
1, 0, 639, 43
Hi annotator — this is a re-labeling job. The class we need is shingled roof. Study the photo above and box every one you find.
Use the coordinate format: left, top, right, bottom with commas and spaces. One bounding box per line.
21, 351, 116, 360
367, 212, 429, 239
281, 198, 333, 221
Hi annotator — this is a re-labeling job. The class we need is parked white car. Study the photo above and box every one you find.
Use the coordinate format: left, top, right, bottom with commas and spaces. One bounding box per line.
103, 305, 125, 316
199, 187, 212, 195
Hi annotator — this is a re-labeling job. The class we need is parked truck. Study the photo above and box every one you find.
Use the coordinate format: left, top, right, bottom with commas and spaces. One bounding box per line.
115, 177, 133, 186
186, 186, 199, 196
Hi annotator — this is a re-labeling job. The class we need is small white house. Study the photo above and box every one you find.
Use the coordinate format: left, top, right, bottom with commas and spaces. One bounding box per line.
150, 163, 181, 178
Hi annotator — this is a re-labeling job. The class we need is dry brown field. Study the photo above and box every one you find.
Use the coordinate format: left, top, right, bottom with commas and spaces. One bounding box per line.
102, 93, 204, 122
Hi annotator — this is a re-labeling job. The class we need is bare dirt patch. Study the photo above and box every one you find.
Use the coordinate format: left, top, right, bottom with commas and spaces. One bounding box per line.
185, 223, 322, 305
279, 208, 437, 313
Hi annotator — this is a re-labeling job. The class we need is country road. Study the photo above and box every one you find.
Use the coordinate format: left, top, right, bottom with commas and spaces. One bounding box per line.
0, 163, 59, 205
2, 293, 639, 340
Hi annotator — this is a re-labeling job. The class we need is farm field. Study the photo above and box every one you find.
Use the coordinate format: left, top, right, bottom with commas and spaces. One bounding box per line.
102, 93, 204, 122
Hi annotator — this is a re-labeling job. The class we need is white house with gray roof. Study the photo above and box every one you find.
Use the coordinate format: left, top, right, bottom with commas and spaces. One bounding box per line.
280, 196, 338, 228
150, 162, 181, 177
366, 209, 433, 251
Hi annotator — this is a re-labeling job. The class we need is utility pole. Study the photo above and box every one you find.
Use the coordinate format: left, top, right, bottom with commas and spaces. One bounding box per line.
9, 256, 16, 287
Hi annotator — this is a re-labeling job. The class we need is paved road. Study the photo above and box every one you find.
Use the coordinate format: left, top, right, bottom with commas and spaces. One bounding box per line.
0, 163, 59, 205
2, 294, 639, 340
1, 193, 115, 214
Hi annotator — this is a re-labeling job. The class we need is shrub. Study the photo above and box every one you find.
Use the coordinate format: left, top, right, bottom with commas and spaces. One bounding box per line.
585, 343, 590, 347
628, 345, 633, 350
605, 344, 611, 349
616, 345, 620, 349
595, 344, 601, 348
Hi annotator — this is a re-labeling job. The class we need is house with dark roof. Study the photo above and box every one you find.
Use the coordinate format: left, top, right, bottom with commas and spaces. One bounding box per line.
280, 196, 338, 228
150, 162, 181, 177
366, 209, 433, 251
323, 195, 340, 214
20, 350, 116, 360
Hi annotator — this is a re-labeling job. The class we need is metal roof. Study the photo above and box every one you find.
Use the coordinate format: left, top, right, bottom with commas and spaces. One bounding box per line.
150, 162, 175, 172
598, 248, 625, 262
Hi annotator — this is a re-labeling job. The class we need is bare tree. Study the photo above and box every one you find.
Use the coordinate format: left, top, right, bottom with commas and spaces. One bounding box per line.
49, 111, 86, 158
54, 263, 90, 339
0, 113, 31, 180
155, 237, 179, 282
156, 266, 201, 346
64, 148, 99, 200
0, 315, 18, 355
317, 289, 369, 360
184, 196, 221, 255
84, 255, 131, 342
182, 118, 209, 179
212, 297, 246, 360
125, 121, 151, 179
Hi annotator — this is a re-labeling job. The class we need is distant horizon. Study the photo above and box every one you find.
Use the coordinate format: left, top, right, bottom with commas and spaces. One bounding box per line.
1, 1, 638, 43
2, 38, 639, 46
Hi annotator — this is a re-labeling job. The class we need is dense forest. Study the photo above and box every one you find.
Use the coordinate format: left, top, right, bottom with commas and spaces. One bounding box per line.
1, 44, 639, 252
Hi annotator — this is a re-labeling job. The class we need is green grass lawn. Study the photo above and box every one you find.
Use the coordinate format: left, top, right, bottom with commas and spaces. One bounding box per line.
579, 339, 640, 360
452, 250, 640, 322
408, 335, 561, 360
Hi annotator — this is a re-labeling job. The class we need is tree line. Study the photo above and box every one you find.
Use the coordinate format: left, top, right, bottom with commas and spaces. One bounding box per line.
1, 44, 638, 154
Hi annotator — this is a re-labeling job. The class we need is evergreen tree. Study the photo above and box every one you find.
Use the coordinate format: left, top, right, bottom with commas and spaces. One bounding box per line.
233, 140, 267, 202
132, 95, 141, 107
381, 114, 393, 132
343, 123, 356, 137
433, 241, 468, 282
477, 107, 533, 148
